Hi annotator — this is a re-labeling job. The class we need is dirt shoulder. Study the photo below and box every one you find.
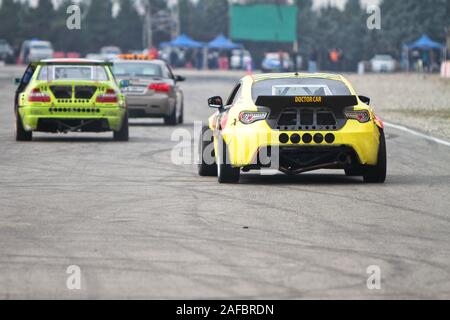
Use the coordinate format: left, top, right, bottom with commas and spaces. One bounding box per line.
346, 73, 450, 141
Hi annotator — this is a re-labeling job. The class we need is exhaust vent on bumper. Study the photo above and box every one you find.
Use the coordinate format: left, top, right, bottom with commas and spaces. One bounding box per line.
278, 133, 336, 145
49, 108, 101, 113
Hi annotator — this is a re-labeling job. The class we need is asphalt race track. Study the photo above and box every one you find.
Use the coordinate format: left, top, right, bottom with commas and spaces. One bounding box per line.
0, 67, 449, 299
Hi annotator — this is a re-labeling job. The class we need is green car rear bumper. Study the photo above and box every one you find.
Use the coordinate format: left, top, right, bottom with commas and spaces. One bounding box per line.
19, 106, 126, 132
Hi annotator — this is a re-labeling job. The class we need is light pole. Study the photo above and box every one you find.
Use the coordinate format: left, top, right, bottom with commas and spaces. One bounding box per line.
173, 0, 180, 39
143, 0, 153, 49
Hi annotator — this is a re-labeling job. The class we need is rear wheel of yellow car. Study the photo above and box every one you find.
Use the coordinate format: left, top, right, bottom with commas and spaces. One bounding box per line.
113, 112, 129, 141
345, 167, 363, 176
198, 126, 217, 176
363, 129, 387, 183
15, 113, 32, 141
217, 136, 240, 184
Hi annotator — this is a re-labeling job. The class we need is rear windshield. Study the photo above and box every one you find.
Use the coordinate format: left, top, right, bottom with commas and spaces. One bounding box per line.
112, 62, 163, 78
252, 78, 351, 102
37, 65, 109, 81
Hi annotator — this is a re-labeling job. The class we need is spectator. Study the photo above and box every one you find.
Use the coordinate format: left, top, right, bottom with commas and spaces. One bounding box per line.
278, 51, 285, 71
195, 49, 203, 70
422, 50, 430, 72
329, 48, 340, 71
170, 49, 178, 68
308, 48, 318, 73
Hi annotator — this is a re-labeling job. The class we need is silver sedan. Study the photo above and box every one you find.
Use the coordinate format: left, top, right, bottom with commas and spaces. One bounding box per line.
113, 59, 185, 125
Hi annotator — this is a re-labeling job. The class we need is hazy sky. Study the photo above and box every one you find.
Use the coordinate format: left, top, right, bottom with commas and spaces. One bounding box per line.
314, 0, 380, 9
22, 0, 381, 10
229, 0, 380, 9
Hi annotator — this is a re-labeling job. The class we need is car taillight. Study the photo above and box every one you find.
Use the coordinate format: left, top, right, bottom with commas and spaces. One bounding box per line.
96, 89, 118, 103
239, 111, 268, 125
148, 83, 170, 93
28, 88, 50, 103
345, 110, 370, 123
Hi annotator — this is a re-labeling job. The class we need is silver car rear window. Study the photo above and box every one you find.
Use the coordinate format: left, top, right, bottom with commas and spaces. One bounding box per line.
112, 62, 163, 78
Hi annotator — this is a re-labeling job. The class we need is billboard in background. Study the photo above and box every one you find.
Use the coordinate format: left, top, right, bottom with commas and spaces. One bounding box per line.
230, 5, 298, 43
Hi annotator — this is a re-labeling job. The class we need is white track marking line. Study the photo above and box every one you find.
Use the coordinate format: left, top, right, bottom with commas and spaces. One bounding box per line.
384, 122, 450, 147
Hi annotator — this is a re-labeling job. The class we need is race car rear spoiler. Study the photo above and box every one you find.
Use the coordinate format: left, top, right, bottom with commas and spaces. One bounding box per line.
255, 95, 359, 109
32, 60, 113, 67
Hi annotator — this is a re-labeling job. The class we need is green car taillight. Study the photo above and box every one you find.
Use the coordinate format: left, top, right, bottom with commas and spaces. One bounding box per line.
28, 88, 51, 103
96, 89, 118, 103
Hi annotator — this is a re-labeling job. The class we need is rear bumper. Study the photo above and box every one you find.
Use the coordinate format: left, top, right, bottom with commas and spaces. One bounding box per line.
18, 106, 126, 132
126, 94, 174, 117
220, 120, 381, 168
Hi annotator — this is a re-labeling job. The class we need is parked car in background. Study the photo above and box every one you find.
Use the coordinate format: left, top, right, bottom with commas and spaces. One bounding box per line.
19, 40, 54, 64
0, 39, 14, 64
370, 55, 396, 73
100, 46, 122, 61
261, 52, 293, 73
230, 49, 252, 70
85, 53, 104, 61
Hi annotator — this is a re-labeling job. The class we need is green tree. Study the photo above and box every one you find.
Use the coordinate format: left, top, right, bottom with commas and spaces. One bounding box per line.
113, 0, 142, 51
150, 0, 170, 46
340, 0, 365, 70
199, 0, 229, 40
178, 0, 196, 37
0, 0, 23, 46
30, 0, 56, 40
83, 0, 116, 52
295, 0, 317, 55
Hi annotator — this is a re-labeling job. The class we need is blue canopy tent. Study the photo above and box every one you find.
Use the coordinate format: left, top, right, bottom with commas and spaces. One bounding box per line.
207, 35, 243, 50
160, 34, 205, 69
160, 34, 204, 48
406, 34, 444, 50
404, 35, 446, 71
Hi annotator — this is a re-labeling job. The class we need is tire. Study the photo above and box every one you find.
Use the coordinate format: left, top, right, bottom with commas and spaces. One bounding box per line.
15, 113, 32, 141
177, 101, 184, 124
345, 167, 364, 176
164, 104, 177, 126
363, 129, 387, 183
198, 126, 217, 176
113, 112, 129, 141
217, 136, 240, 184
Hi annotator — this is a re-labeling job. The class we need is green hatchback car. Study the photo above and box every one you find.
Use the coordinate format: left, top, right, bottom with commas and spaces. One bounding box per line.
14, 59, 129, 141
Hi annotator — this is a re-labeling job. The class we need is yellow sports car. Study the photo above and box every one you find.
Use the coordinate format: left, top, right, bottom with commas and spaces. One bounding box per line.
198, 73, 386, 184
